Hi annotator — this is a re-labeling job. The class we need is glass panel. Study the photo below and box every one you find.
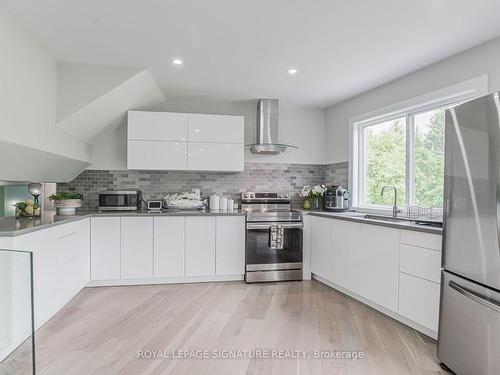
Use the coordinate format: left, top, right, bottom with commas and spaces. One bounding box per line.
414, 109, 445, 208
246, 228, 303, 265
0, 249, 35, 375
363, 117, 407, 206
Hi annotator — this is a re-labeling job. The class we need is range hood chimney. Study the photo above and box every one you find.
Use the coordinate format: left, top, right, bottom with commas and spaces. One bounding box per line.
249, 99, 297, 155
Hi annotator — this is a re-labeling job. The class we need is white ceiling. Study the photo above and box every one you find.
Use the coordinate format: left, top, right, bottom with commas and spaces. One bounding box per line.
3, 0, 500, 108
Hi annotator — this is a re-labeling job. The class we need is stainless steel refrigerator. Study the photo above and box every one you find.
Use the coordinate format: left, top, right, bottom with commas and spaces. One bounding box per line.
438, 92, 500, 375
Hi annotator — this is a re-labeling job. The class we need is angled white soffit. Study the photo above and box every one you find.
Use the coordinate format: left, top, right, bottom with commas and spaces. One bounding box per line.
0, 139, 90, 183
56, 69, 165, 144
56, 62, 142, 122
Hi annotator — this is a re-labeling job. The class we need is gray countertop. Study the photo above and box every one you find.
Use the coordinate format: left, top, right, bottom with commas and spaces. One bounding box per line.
0, 209, 246, 237
305, 211, 442, 235
0, 208, 441, 237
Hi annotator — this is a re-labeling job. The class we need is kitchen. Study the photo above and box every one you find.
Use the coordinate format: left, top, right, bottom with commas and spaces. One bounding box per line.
1, 1, 500, 375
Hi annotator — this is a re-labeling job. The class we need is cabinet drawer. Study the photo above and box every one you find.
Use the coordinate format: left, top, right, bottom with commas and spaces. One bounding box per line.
399, 272, 440, 332
127, 140, 187, 170
128, 111, 187, 141
400, 244, 441, 283
400, 230, 442, 251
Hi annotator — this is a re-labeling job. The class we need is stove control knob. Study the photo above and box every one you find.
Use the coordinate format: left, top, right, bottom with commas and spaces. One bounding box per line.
279, 194, 284, 198
249, 193, 255, 199
284, 194, 289, 199
243, 193, 249, 199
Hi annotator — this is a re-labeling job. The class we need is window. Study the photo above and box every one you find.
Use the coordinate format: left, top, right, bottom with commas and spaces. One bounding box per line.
350, 76, 488, 212
358, 108, 445, 209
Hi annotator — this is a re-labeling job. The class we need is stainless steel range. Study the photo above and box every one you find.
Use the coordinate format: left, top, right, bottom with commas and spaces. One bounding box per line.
242, 192, 303, 283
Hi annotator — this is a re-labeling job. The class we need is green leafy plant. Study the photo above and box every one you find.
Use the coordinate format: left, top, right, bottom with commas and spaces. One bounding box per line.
48, 192, 83, 201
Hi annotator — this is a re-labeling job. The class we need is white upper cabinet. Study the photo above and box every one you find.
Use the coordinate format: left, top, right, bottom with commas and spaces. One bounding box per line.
188, 142, 244, 171
188, 114, 244, 143
128, 111, 187, 141
127, 111, 244, 171
127, 140, 187, 170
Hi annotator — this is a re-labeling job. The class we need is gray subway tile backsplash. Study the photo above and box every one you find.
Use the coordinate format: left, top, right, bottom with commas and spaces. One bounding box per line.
58, 162, 348, 209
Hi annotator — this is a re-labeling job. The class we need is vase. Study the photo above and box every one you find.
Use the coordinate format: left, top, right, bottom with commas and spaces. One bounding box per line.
54, 199, 82, 216
303, 198, 312, 210
312, 197, 320, 210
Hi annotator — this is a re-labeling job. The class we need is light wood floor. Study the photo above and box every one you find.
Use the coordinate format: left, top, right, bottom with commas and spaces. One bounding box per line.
2, 280, 446, 375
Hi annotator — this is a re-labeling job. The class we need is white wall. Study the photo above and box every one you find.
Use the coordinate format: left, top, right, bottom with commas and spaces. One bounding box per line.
56, 63, 141, 122
0, 9, 91, 163
89, 97, 326, 169
325, 36, 500, 163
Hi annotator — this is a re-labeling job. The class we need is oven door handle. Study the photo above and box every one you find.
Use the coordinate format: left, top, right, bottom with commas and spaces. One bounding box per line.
246, 222, 303, 230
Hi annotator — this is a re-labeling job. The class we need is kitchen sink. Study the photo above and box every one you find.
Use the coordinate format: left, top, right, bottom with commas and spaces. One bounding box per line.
361, 214, 409, 223
360, 214, 443, 228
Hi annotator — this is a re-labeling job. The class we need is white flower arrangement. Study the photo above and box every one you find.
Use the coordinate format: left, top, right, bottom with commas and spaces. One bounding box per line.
163, 192, 207, 209
301, 184, 327, 199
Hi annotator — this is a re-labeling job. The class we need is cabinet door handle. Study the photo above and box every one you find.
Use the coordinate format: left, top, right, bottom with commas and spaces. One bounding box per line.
57, 232, 77, 240
449, 280, 500, 313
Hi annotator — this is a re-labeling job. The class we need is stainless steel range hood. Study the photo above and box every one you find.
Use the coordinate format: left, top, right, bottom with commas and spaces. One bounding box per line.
248, 99, 297, 155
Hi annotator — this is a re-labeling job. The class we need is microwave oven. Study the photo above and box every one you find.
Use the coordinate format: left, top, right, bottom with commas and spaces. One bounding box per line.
98, 191, 142, 211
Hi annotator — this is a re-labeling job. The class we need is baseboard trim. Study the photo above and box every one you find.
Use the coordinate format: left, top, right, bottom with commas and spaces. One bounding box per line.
312, 274, 438, 340
86, 274, 244, 287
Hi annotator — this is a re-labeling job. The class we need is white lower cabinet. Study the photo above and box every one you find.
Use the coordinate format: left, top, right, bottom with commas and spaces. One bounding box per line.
121, 217, 153, 279
89, 215, 244, 283
13, 218, 90, 330
310, 216, 332, 280
154, 217, 186, 277
216, 216, 245, 275
331, 220, 361, 294
359, 225, 400, 312
185, 217, 216, 276
399, 272, 440, 332
91, 217, 121, 280
309, 214, 442, 338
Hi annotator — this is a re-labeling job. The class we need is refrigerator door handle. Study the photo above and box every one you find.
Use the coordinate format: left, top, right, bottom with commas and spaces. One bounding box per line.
495, 92, 500, 256
449, 280, 500, 313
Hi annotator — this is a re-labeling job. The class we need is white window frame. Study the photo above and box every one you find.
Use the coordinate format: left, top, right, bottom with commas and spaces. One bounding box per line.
349, 75, 488, 214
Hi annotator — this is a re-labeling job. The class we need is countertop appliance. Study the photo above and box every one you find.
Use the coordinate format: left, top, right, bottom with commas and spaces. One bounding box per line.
242, 192, 303, 283
438, 92, 500, 375
323, 185, 349, 211
98, 190, 141, 211
147, 200, 162, 212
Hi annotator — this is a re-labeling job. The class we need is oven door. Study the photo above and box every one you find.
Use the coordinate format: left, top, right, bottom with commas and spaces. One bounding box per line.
245, 222, 303, 272
98, 192, 139, 210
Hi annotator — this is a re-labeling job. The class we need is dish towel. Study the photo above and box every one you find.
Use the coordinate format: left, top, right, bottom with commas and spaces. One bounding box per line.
269, 224, 285, 250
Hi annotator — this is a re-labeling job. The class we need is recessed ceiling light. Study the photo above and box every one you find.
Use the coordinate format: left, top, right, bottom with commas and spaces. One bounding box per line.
288, 68, 298, 75
172, 58, 183, 65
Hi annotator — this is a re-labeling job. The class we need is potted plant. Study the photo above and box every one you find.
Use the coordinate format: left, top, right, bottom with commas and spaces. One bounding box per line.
301, 185, 326, 210
48, 192, 83, 215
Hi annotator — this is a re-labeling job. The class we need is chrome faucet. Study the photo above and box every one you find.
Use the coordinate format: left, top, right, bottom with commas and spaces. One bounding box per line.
381, 185, 401, 218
